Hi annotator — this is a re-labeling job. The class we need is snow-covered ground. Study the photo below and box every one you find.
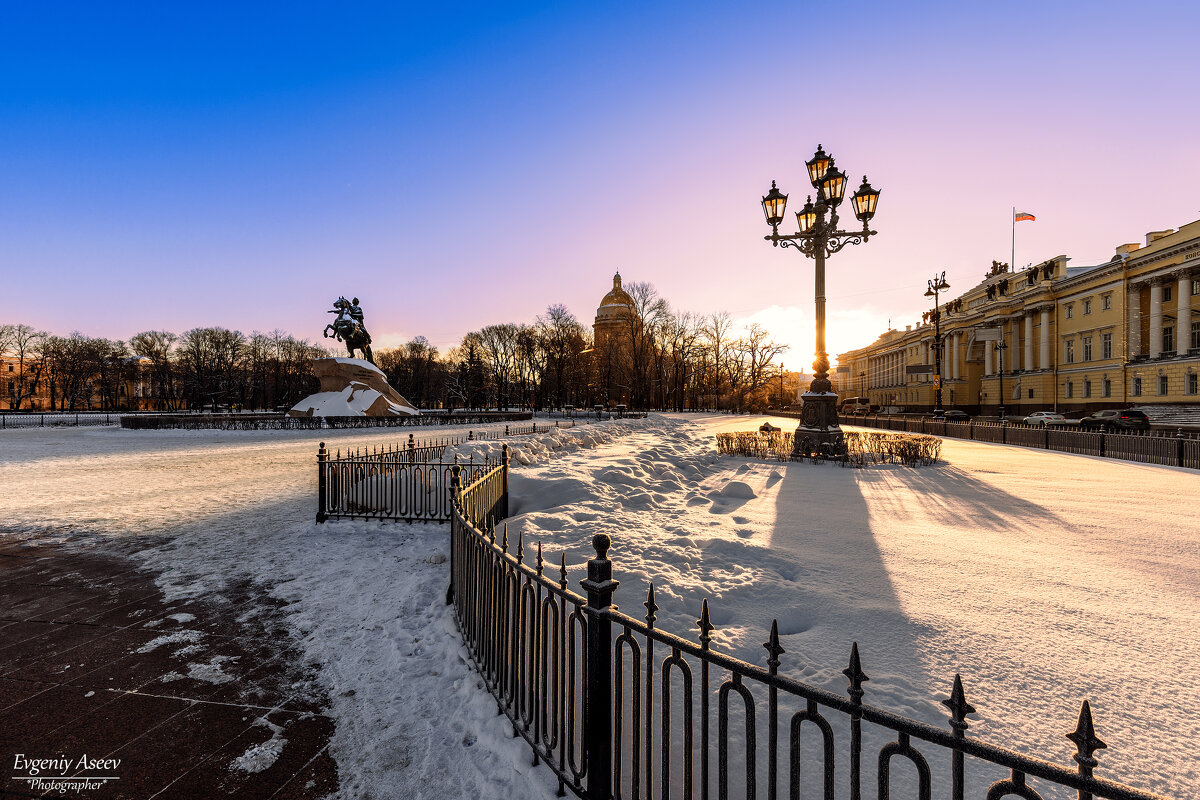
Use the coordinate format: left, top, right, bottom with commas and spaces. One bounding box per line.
1, 414, 1196, 798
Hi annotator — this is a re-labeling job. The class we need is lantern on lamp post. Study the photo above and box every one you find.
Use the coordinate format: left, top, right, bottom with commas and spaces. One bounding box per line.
760, 145, 880, 459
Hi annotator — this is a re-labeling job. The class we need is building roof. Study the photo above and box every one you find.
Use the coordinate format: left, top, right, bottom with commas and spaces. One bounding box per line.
595, 271, 634, 322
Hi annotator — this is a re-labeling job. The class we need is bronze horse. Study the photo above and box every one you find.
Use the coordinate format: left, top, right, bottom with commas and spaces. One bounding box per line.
324, 297, 375, 365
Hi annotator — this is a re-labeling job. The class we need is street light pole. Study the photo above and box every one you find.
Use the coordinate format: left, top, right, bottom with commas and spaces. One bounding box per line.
924, 272, 950, 411
761, 145, 880, 458
996, 334, 1008, 420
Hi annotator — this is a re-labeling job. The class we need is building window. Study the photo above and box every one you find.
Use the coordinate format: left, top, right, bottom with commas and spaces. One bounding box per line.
1064, 339, 1075, 364
1193, 278, 1200, 296
1027, 388, 1034, 398
1065, 304, 1074, 319
1083, 379, 1091, 397
1163, 285, 1173, 302
1066, 381, 1074, 398
1083, 299, 1092, 315
1103, 378, 1111, 397
6, 364, 11, 372
1189, 373, 1199, 395
1083, 336, 1093, 361
1101, 332, 1113, 359
1132, 377, 1142, 396
1159, 375, 1169, 395
6, 381, 12, 395
1163, 326, 1175, 353
1102, 294, 1112, 310
1193, 321, 1200, 350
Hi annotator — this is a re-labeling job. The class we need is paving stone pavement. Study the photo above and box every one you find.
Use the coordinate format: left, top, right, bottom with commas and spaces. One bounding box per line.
0, 535, 337, 799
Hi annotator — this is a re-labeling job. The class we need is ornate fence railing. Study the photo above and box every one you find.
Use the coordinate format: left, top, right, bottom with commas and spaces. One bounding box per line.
446, 474, 1173, 800
840, 415, 1200, 470
316, 444, 503, 523
122, 410, 536, 430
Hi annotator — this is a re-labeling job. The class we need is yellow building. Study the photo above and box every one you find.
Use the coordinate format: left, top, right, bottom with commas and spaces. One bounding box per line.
837, 218, 1200, 415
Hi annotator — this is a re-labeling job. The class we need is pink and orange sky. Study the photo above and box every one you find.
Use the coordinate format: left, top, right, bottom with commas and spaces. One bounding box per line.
1, 2, 1197, 366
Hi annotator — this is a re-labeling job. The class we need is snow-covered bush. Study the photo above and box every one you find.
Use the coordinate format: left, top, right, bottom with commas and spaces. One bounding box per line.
715, 430, 941, 466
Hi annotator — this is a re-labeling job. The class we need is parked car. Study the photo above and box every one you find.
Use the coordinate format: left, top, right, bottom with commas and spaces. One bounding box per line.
942, 410, 970, 421
1078, 409, 1151, 432
1022, 411, 1067, 426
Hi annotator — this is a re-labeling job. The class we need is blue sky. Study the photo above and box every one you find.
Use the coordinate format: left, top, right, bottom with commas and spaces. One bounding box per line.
2, 1, 1198, 363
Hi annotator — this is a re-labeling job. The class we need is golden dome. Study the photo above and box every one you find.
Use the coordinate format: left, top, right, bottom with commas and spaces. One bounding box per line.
595, 271, 633, 322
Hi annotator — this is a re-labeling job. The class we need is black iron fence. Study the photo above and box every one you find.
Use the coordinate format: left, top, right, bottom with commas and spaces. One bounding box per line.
121, 410, 534, 430
314, 419, 619, 523
840, 415, 1200, 470
2, 411, 125, 428
316, 443, 503, 523
447, 472, 1174, 800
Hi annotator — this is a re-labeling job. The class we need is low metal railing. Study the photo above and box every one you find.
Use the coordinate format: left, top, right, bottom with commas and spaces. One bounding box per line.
840, 415, 1200, 470
446, 477, 1173, 800
316, 444, 503, 523
1, 412, 119, 428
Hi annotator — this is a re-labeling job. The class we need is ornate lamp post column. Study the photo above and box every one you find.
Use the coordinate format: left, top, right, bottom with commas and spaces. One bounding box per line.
761, 145, 880, 458
924, 272, 950, 411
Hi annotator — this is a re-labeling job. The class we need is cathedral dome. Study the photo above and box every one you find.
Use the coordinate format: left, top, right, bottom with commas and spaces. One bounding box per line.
595, 271, 634, 323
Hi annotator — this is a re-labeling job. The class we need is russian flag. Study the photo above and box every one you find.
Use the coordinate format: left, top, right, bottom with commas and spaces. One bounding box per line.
1015, 211, 1036, 222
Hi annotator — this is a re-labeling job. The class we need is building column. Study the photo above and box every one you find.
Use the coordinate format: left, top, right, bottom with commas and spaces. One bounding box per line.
1149, 278, 1164, 358
985, 338, 994, 375
1039, 307, 1051, 369
1023, 313, 1034, 371
1128, 284, 1143, 358
951, 332, 960, 380
1178, 271, 1192, 355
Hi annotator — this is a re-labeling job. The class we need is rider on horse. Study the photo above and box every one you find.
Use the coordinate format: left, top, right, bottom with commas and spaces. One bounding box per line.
324, 296, 375, 365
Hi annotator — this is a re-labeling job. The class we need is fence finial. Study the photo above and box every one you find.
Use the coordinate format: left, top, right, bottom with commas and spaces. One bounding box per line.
580, 534, 619, 609
697, 599, 714, 650
500, 524, 508, 553
843, 642, 869, 703
536, 541, 544, 575
764, 619, 784, 673
516, 530, 523, 564
644, 583, 657, 628
942, 673, 976, 732
1067, 700, 1107, 774
559, 552, 568, 590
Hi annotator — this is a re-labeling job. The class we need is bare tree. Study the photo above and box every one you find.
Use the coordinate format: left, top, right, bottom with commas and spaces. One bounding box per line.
3, 324, 49, 410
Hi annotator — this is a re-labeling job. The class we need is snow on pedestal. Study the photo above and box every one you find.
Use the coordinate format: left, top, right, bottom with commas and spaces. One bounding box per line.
288, 357, 418, 417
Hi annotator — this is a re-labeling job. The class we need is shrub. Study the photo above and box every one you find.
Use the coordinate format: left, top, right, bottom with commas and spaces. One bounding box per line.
716, 430, 941, 467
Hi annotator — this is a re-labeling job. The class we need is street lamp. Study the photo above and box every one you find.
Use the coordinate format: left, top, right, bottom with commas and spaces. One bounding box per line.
995, 335, 1008, 420
923, 271, 950, 410
761, 145, 880, 458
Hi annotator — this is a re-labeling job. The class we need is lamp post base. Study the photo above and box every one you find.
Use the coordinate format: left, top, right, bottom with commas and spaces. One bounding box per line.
792, 390, 845, 459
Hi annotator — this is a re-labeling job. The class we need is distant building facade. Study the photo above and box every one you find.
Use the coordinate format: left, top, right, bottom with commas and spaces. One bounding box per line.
837, 218, 1200, 414
592, 271, 635, 406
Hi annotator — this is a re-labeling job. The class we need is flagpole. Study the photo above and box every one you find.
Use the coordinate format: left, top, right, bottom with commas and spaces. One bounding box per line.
1011, 206, 1015, 271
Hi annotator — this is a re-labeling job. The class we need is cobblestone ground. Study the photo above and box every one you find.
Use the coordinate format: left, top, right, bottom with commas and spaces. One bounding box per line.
0, 534, 337, 799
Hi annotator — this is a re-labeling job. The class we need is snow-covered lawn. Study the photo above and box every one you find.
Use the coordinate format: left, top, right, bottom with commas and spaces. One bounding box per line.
1, 414, 1196, 798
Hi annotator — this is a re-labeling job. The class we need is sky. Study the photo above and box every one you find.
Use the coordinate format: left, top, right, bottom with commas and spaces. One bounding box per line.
1, 1, 1198, 367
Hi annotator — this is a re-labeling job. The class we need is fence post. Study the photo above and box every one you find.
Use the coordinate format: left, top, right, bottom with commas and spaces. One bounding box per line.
1178, 428, 1185, 468
968, 419, 975, 440
1001, 418, 1007, 445
1098, 430, 1106, 459
1044, 424, 1050, 449
446, 464, 462, 606
505, 424, 509, 436
316, 443, 329, 523
580, 534, 619, 800
501, 444, 511, 520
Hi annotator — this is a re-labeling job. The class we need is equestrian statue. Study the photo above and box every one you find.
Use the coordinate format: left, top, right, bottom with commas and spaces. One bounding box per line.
324, 296, 375, 365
